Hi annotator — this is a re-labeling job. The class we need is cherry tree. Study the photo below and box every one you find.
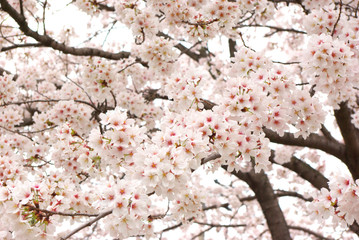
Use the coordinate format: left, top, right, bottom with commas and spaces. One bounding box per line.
0, 0, 359, 239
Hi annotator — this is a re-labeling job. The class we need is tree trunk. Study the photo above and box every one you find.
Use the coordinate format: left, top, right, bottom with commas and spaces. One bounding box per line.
230, 169, 292, 240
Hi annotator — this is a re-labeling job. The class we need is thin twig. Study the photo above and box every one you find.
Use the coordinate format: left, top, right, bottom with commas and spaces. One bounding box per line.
191, 227, 212, 240
194, 221, 246, 228
332, 0, 343, 37
42, 0, 47, 35
0, 125, 34, 141
60, 209, 113, 240
288, 225, 335, 240
25, 205, 99, 217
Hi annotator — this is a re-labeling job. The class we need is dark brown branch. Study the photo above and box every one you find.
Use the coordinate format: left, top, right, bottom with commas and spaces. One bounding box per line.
0, 0, 132, 61
235, 24, 306, 35
60, 210, 113, 240
275, 189, 313, 202
0, 66, 18, 80
289, 225, 335, 240
272, 60, 300, 65
98, 3, 115, 12
201, 152, 221, 165
268, 0, 303, 3
271, 150, 359, 235
332, 0, 343, 37
334, 102, 359, 180
270, 150, 329, 189
230, 169, 292, 240
0, 43, 44, 51
203, 203, 230, 211
320, 124, 339, 143
19, 0, 24, 16
156, 32, 205, 62
268, 0, 309, 13
228, 38, 237, 58
160, 222, 184, 233
0, 99, 99, 112
191, 227, 212, 240
264, 128, 346, 161
0, 125, 34, 141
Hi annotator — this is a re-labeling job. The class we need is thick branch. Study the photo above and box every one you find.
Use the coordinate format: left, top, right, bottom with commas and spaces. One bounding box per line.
334, 102, 359, 180
271, 150, 359, 235
157, 32, 205, 62
0, 0, 132, 60
264, 128, 346, 161
270, 151, 329, 190
231, 169, 292, 240
228, 38, 237, 58
0, 66, 18, 80
98, 3, 115, 12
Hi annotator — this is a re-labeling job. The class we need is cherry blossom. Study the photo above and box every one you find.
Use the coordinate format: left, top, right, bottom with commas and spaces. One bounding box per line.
1, 0, 359, 239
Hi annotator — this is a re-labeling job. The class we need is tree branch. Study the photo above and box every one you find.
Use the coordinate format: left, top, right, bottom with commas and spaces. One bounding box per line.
194, 221, 246, 228
0, 0, 133, 61
270, 150, 359, 236
0, 43, 44, 51
289, 225, 335, 240
235, 24, 306, 35
24, 205, 98, 217
264, 128, 346, 161
334, 102, 359, 180
270, 150, 329, 190
231, 169, 292, 240
60, 209, 113, 240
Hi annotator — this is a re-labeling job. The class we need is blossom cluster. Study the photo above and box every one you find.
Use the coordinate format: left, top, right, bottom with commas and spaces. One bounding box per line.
2, 0, 359, 238
227, 47, 325, 138
50, 101, 95, 133
302, 34, 358, 108
309, 176, 359, 226
134, 37, 179, 75
303, 0, 333, 10
111, 0, 274, 41
163, 71, 204, 110
0, 135, 26, 183
82, 59, 126, 103
0, 106, 22, 131
303, 6, 340, 35
114, 1, 159, 39
0, 74, 17, 104
73, 0, 99, 14
0, 176, 100, 239
98, 178, 153, 239
88, 108, 147, 172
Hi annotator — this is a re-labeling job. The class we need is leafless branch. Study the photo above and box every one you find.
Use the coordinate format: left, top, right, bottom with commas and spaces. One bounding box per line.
289, 225, 335, 240
0, 0, 133, 61
332, 0, 343, 37
24, 205, 98, 217
194, 221, 246, 228
263, 128, 346, 161
0, 42, 44, 51
191, 227, 212, 240
235, 24, 306, 35
60, 209, 113, 240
